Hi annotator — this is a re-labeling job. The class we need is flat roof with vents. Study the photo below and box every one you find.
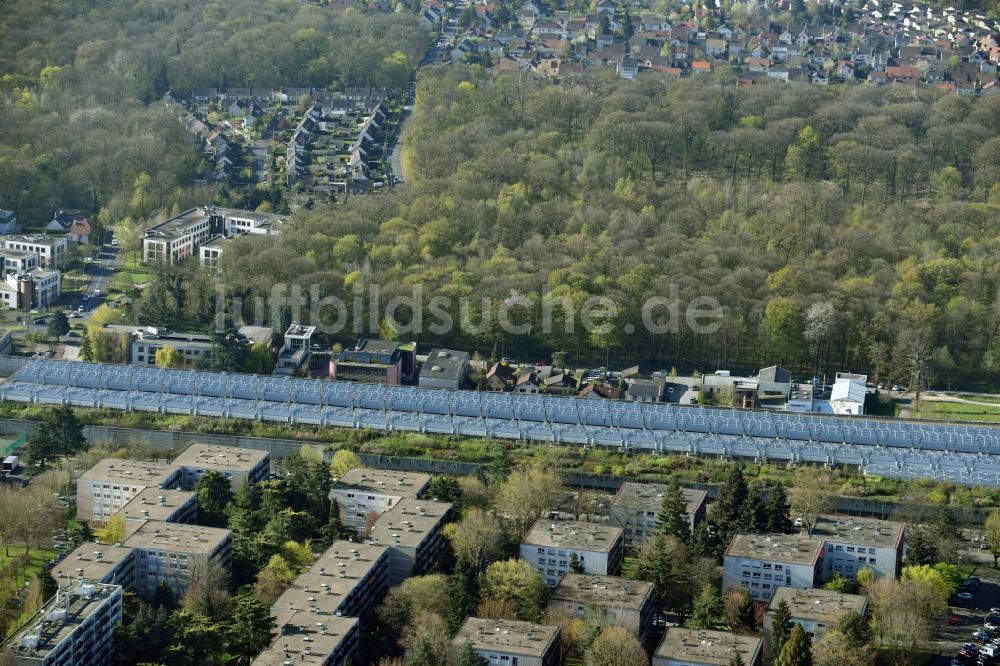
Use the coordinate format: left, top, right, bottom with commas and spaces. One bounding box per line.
725, 533, 824, 566
124, 520, 231, 555
366, 498, 452, 549
452, 617, 559, 659
523, 519, 624, 553
272, 542, 388, 615
252, 611, 358, 666
333, 468, 430, 497
1, 581, 122, 663
418, 348, 470, 383
80, 458, 180, 486
766, 587, 869, 624
172, 443, 269, 473
549, 573, 654, 610
51, 542, 134, 584
120, 488, 197, 523
612, 481, 709, 514
810, 514, 904, 549
654, 628, 762, 666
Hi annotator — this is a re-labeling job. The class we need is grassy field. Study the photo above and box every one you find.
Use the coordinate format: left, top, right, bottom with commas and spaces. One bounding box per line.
912, 400, 1000, 424
0, 547, 57, 623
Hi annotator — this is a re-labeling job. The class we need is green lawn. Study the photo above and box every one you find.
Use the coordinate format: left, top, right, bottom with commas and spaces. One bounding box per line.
0, 547, 57, 627
913, 400, 1000, 424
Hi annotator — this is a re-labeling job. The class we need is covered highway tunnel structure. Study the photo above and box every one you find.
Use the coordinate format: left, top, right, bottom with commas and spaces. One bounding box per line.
6, 359, 1000, 486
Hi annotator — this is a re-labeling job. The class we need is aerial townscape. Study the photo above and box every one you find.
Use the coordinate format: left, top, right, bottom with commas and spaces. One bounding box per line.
3, 0, 1000, 664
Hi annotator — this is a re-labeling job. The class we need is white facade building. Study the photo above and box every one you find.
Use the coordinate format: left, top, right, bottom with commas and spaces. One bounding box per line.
520, 520, 624, 586
723, 533, 824, 601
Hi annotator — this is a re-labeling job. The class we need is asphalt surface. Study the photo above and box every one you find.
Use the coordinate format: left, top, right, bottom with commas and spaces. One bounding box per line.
933, 566, 1000, 665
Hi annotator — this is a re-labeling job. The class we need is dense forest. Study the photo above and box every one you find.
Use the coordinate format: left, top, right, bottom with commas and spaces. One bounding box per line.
213, 65, 1000, 388
0, 0, 427, 223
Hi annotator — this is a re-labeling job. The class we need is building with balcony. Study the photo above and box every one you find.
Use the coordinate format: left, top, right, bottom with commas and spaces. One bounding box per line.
1, 582, 122, 666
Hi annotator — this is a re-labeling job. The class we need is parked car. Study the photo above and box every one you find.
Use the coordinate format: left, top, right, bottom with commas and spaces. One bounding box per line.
959, 591, 975, 601
966, 577, 982, 588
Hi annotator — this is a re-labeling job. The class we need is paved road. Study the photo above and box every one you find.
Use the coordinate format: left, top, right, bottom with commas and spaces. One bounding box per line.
933, 566, 1000, 665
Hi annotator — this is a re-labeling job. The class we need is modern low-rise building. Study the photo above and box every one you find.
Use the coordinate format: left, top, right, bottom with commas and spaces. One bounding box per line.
365, 498, 453, 586
254, 611, 359, 666
329, 468, 431, 531
0, 234, 68, 268
1, 581, 122, 666
520, 520, 625, 586
723, 533, 825, 601
142, 208, 214, 264
547, 574, 655, 642
274, 324, 316, 376
197, 235, 227, 272
764, 587, 869, 643
0, 268, 61, 310
450, 617, 561, 666
108, 324, 269, 367
330, 339, 416, 384
76, 459, 182, 523
418, 349, 470, 390
652, 628, 763, 666
608, 482, 708, 548
809, 514, 904, 582
171, 443, 270, 491
0, 248, 39, 273
271, 541, 390, 620
123, 521, 233, 599
52, 543, 135, 591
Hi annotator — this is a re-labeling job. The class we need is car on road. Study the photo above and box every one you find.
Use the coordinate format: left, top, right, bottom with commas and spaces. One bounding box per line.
891, 384, 902, 391
959, 591, 975, 601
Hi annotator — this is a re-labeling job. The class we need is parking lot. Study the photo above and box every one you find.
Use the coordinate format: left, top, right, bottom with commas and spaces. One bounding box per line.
934, 567, 1000, 665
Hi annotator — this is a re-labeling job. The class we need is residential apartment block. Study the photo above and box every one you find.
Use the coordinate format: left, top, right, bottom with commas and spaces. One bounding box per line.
809, 514, 904, 582
123, 521, 233, 599
608, 482, 708, 547
52, 543, 136, 591
0, 234, 68, 268
329, 468, 431, 531
271, 541, 390, 620
1, 582, 122, 666
253, 612, 359, 666
723, 533, 825, 601
653, 628, 763, 666
171, 443, 270, 491
365, 497, 453, 586
520, 520, 625, 586
764, 587, 869, 643
547, 574, 655, 642
119, 488, 198, 535
76, 459, 182, 523
450, 617, 561, 666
